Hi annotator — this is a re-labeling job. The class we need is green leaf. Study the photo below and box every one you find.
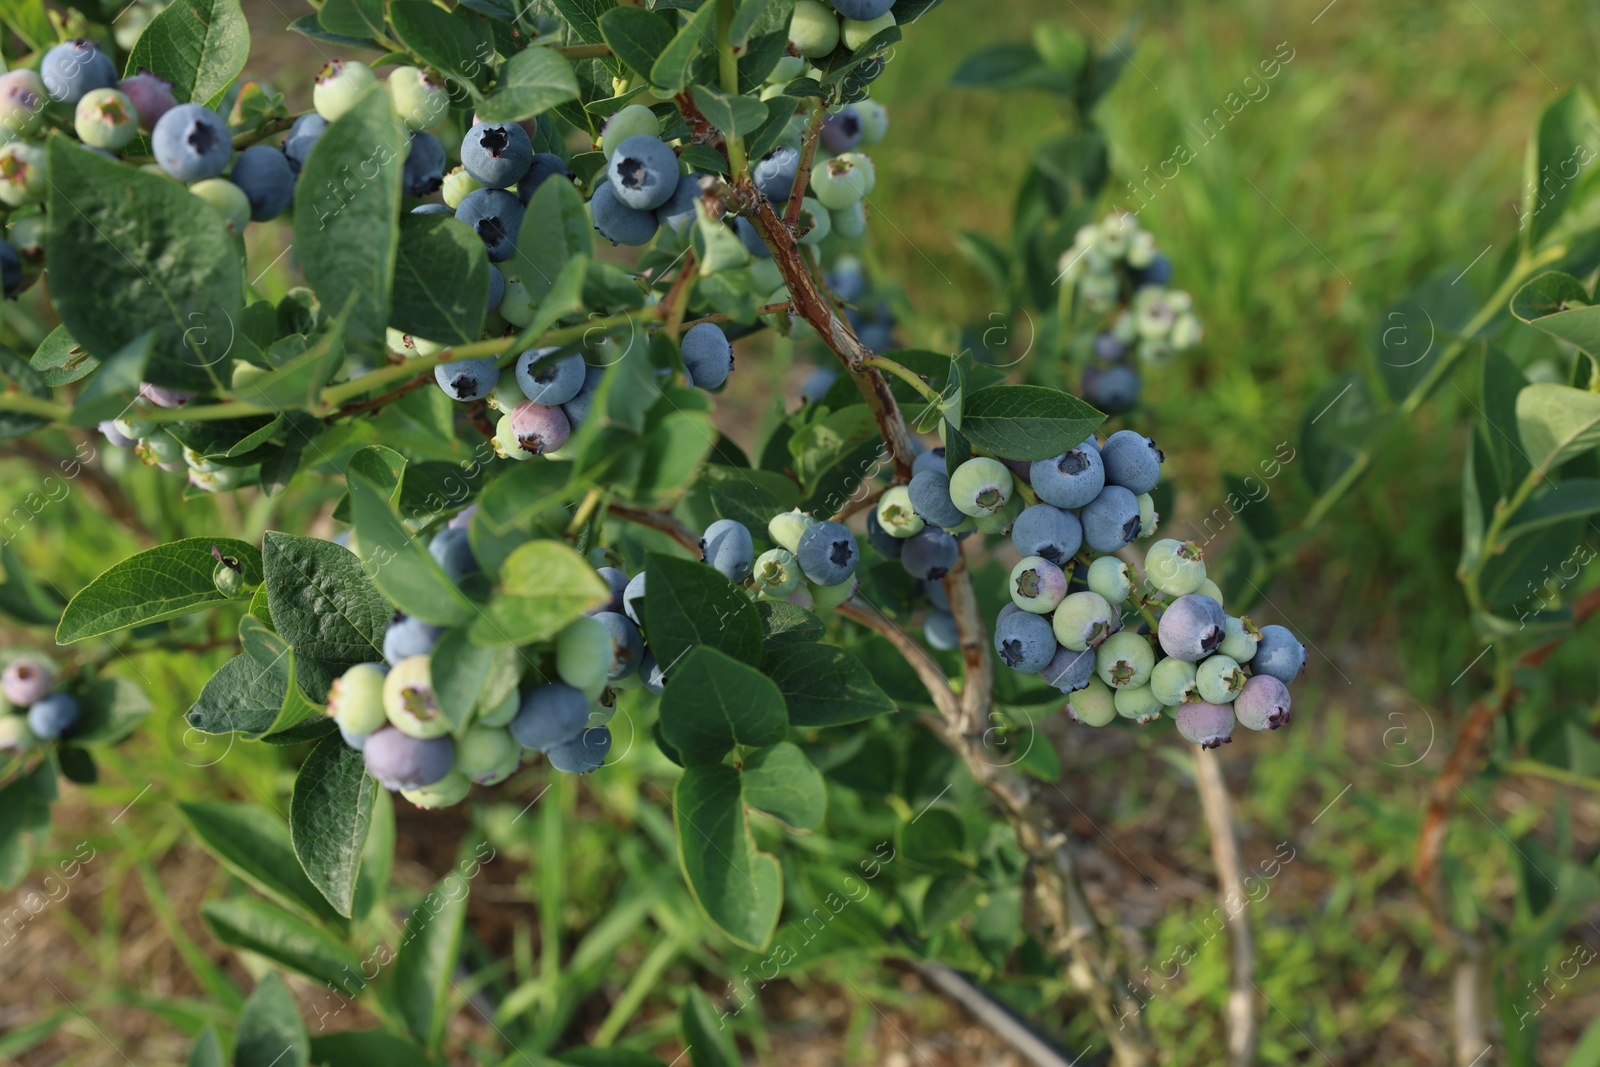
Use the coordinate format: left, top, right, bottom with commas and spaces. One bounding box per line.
187, 1026, 224, 1067
392, 873, 470, 1049
470, 540, 610, 645
763, 642, 896, 726
1516, 383, 1600, 472
680, 986, 740, 1067
674, 763, 782, 951
658, 647, 788, 764
479, 45, 581, 123
309, 1032, 435, 1067
730, 0, 793, 48
1523, 88, 1600, 245
756, 600, 824, 651
29, 325, 96, 386
709, 479, 785, 537
0, 346, 48, 439
178, 801, 346, 925
234, 973, 309, 1067
744, 95, 799, 164
262, 532, 389, 665
599, 7, 675, 82
236, 618, 327, 739
1480, 345, 1531, 490
1372, 269, 1477, 403
391, 214, 489, 346
896, 808, 969, 872
46, 140, 243, 390
549, 0, 617, 46
649, 1, 718, 93
68, 676, 153, 745
316, 0, 386, 42
201, 898, 365, 988
1511, 271, 1600, 356
67, 332, 152, 427
291, 735, 376, 919
292, 87, 407, 352
389, 0, 493, 94
1481, 518, 1585, 610
345, 448, 477, 626
56, 537, 262, 643
124, 0, 250, 108
957, 385, 1103, 461
950, 41, 1064, 91
186, 654, 295, 737
431, 630, 517, 735
691, 86, 768, 142
642, 552, 763, 669
1502, 479, 1600, 543
510, 177, 593, 304
741, 741, 825, 830
0, 541, 64, 627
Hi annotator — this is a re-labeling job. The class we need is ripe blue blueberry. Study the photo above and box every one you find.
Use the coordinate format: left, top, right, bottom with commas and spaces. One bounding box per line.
282, 113, 327, 175
403, 131, 447, 197
547, 725, 611, 774
583, 566, 627, 617
1030, 440, 1105, 510
924, 577, 950, 613
924, 611, 959, 651
796, 520, 859, 585
383, 616, 445, 666
1234, 674, 1292, 730
754, 145, 801, 200
948, 457, 1013, 518
462, 122, 534, 189
1136, 253, 1174, 288
653, 172, 702, 230
1093, 331, 1129, 362
733, 216, 773, 259
562, 365, 605, 428
1011, 504, 1082, 565
1144, 538, 1205, 597
639, 650, 665, 694
623, 572, 647, 625
456, 188, 524, 261
864, 510, 902, 559
900, 528, 959, 581
1252, 625, 1305, 684
820, 107, 863, 153
1082, 363, 1140, 414
506, 400, 571, 456
910, 446, 946, 477
907, 469, 967, 529
0, 239, 19, 299
428, 527, 479, 580
682, 323, 734, 390
230, 144, 295, 220
1039, 644, 1095, 693
1080, 485, 1142, 552
2, 659, 53, 707
313, 59, 376, 122
592, 611, 645, 680
26, 692, 79, 740
1065, 676, 1117, 726
1095, 631, 1154, 689
1174, 702, 1234, 748
700, 518, 756, 582
801, 367, 837, 402
1052, 591, 1117, 651
434, 357, 500, 402
1101, 430, 1164, 495
1010, 556, 1067, 614
830, 0, 896, 20
329, 662, 389, 735
1114, 684, 1163, 724
518, 152, 575, 207
1219, 615, 1260, 662
383, 655, 449, 738
993, 610, 1056, 673
516, 347, 585, 405
152, 104, 233, 182
487, 264, 505, 313
1150, 657, 1200, 707
509, 683, 590, 751
607, 134, 679, 211
1195, 654, 1246, 704
591, 180, 659, 246
1086, 556, 1133, 604
1155, 594, 1225, 662
41, 39, 117, 104
875, 486, 924, 538
363, 727, 454, 790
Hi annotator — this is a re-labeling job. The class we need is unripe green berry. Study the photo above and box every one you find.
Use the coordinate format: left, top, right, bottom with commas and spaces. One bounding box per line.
476, 687, 519, 727
1137, 493, 1159, 536
810, 155, 868, 211
949, 457, 1013, 518
389, 66, 449, 130
1087, 555, 1133, 604
74, 87, 138, 150
556, 615, 611, 692
383, 655, 449, 738
455, 726, 520, 784
973, 494, 1023, 535
1218, 615, 1260, 662
875, 486, 923, 538
498, 273, 535, 327
212, 558, 246, 597
768, 510, 815, 553
191, 177, 251, 236
1196, 578, 1225, 606
0, 143, 47, 207
136, 431, 181, 466
1149, 657, 1200, 707
810, 578, 855, 611
1144, 538, 1205, 597
789, 0, 841, 58
1113, 683, 1163, 723
441, 166, 482, 208
1095, 631, 1154, 689
0, 70, 47, 138
1195, 654, 1246, 704
231, 361, 268, 389
1010, 555, 1067, 614
1064, 675, 1116, 726
600, 104, 658, 158
841, 11, 895, 50
403, 770, 471, 808
313, 59, 376, 122
330, 662, 389, 735
1052, 590, 1116, 650
753, 548, 801, 595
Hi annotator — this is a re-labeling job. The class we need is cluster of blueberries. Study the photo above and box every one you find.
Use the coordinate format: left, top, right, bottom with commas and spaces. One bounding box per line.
1058, 213, 1203, 414
698, 510, 864, 611
95, 381, 258, 491
0, 657, 80, 749
787, 0, 901, 60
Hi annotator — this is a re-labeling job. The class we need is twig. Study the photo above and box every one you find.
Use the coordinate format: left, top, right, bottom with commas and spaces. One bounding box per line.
330, 369, 435, 422
829, 485, 885, 523
556, 43, 612, 59
608, 505, 700, 554
662, 249, 700, 339
679, 301, 793, 330
898, 951, 1081, 1067
1194, 747, 1257, 1067
784, 102, 828, 230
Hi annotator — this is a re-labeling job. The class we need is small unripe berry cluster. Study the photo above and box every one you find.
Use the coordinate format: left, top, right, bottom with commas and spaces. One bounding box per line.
96, 382, 258, 492
688, 511, 863, 613
0, 657, 79, 747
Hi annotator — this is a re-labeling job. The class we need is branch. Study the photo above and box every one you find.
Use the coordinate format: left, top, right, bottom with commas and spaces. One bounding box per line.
1194, 747, 1258, 1067
784, 101, 828, 230
608, 505, 700, 554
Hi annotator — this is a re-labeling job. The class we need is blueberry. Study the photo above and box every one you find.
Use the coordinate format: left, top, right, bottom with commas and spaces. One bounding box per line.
456, 188, 524, 261
993, 610, 1055, 673
911, 447, 946, 477
864, 510, 902, 559
1095, 631, 1154, 689
509, 682, 591, 751
1252, 625, 1306, 684
339, 722, 370, 750
682, 323, 734, 389
855, 99, 889, 143
734, 217, 772, 259
1065, 676, 1117, 726
0, 143, 45, 207
507, 400, 571, 456
2, 659, 52, 707
1137, 493, 1160, 538
191, 178, 252, 236
1086, 556, 1132, 604
26, 692, 77, 739
442, 166, 483, 208
0, 239, 20, 299
754, 145, 801, 201
230, 144, 295, 220
151, 104, 233, 182
518, 152, 575, 207
606, 134, 678, 211
600, 104, 658, 157
639, 650, 665, 694
547, 724, 611, 774
654, 172, 703, 231
389, 66, 448, 131
973, 495, 1022, 536
99, 420, 135, 448
403, 131, 447, 197
796, 197, 833, 245
428, 527, 479, 580
923, 578, 950, 613
412, 200, 455, 217
830, 0, 895, 19
948, 457, 1013, 518
282, 113, 327, 175
810, 577, 856, 611
402, 771, 471, 808
1197, 578, 1225, 605
1030, 439, 1104, 509
1114, 684, 1163, 723
754, 548, 801, 596
875, 486, 924, 538
796, 520, 859, 585
1101, 430, 1164, 495
383, 655, 450, 737
74, 87, 138, 150
462, 121, 533, 189
1009, 556, 1066, 614
1082, 364, 1141, 414
588, 567, 627, 615
41, 39, 116, 104
1011, 504, 1082, 565
924, 611, 959, 651
562, 365, 605, 427
810, 155, 869, 211
1156, 594, 1225, 663
456, 725, 521, 784
593, 611, 645, 680
789, 0, 842, 57
557, 616, 611, 691
1039, 644, 1095, 693
768, 511, 814, 553
328, 662, 389, 737
383, 617, 444, 666
841, 11, 895, 49
1174, 702, 1235, 748
1234, 674, 1292, 731
1218, 615, 1260, 662
622, 572, 647, 625
1137, 253, 1174, 288
700, 518, 755, 583
591, 181, 659, 246
900, 528, 958, 581
907, 469, 967, 529
486, 264, 505, 313
516, 347, 586, 405
313, 59, 376, 122
0, 70, 47, 138
1080, 485, 1141, 553
801, 367, 838, 402
1051, 590, 1117, 651
1093, 331, 1129, 362
1196, 655, 1247, 704
831, 200, 868, 239
820, 107, 863, 153
1143, 538, 1204, 597
1150, 657, 1200, 707
363, 727, 454, 790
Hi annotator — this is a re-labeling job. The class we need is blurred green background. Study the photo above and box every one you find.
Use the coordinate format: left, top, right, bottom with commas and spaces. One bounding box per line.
5, 1, 1600, 1064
